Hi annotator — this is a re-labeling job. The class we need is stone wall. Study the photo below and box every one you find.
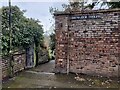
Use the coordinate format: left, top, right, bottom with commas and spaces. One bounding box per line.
2, 53, 26, 79
54, 9, 120, 77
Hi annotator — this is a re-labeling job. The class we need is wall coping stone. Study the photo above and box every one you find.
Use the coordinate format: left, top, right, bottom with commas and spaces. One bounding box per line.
54, 8, 120, 16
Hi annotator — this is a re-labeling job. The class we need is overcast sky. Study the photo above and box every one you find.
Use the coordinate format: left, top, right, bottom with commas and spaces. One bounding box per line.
0, 0, 68, 34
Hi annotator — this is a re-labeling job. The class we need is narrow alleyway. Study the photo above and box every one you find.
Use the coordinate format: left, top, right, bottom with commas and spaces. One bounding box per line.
2, 60, 119, 89
2, 60, 86, 88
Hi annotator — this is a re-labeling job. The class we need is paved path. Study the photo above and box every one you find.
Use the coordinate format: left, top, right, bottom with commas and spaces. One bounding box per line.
2, 60, 119, 89
3, 60, 86, 88
30, 60, 55, 73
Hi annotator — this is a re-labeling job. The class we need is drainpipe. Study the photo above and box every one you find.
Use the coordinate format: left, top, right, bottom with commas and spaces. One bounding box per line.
8, 0, 13, 77
67, 15, 70, 74
9, 0, 12, 53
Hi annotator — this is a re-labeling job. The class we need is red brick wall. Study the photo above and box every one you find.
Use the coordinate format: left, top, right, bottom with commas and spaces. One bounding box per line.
55, 9, 120, 77
55, 16, 69, 73
2, 57, 10, 79
2, 53, 26, 79
13, 53, 26, 73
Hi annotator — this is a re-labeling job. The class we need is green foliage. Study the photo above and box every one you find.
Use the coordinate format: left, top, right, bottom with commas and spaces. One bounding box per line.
49, 0, 87, 14
85, 3, 96, 9
50, 0, 120, 15
50, 33, 55, 51
2, 6, 44, 56
87, 1, 120, 9
49, 33, 55, 60
106, 1, 120, 9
